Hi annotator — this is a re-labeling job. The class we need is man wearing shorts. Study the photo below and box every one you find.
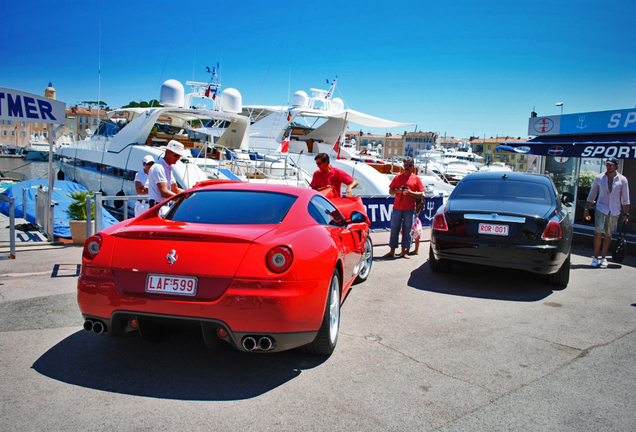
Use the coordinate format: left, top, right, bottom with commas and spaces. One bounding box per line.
585, 156, 630, 267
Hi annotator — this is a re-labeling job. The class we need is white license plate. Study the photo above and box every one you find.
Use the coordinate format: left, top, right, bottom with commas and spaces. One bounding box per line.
146, 274, 198, 296
478, 223, 509, 236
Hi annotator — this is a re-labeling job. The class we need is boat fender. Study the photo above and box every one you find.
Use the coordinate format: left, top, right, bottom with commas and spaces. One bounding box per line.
114, 190, 125, 209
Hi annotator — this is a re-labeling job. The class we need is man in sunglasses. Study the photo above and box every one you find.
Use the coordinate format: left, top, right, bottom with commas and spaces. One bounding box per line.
384, 157, 424, 259
148, 140, 188, 205
585, 156, 630, 267
310, 153, 358, 197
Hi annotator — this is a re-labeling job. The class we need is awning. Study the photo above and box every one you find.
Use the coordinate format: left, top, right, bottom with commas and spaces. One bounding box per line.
497, 133, 636, 159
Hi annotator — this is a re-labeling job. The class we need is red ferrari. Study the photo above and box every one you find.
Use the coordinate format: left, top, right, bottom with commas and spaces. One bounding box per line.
78, 182, 372, 355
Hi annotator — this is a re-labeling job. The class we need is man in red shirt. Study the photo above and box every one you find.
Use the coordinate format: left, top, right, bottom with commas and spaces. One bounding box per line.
384, 157, 424, 259
310, 153, 358, 197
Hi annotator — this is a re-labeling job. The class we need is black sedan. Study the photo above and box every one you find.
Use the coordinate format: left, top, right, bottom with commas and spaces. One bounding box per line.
429, 171, 573, 287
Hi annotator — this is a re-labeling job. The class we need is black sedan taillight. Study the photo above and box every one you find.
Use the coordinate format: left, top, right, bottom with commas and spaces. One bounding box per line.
433, 213, 449, 231
541, 221, 562, 240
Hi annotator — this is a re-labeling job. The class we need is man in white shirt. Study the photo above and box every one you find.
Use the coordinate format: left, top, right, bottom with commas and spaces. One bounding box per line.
148, 140, 188, 205
133, 154, 154, 217
585, 156, 630, 267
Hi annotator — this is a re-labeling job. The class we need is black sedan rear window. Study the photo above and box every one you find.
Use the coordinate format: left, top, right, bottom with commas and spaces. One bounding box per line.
166, 190, 297, 224
453, 180, 552, 204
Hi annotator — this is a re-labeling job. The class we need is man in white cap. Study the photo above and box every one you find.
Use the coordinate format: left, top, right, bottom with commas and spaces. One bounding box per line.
147, 140, 188, 205
133, 155, 155, 217
585, 156, 630, 267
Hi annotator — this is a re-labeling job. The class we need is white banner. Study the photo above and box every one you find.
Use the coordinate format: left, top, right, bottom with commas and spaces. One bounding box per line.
0, 87, 66, 124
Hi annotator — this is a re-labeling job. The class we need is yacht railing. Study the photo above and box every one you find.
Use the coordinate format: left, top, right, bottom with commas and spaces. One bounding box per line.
92, 192, 145, 234
195, 144, 310, 187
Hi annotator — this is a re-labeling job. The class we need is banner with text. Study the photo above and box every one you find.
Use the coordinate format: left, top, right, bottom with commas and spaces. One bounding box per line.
362, 196, 443, 230
0, 87, 66, 124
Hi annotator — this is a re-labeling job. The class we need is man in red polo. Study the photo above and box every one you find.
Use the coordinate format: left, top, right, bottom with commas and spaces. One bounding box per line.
310, 153, 358, 197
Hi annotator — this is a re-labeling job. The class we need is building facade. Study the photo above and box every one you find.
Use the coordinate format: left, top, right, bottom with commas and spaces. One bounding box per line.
471, 136, 532, 172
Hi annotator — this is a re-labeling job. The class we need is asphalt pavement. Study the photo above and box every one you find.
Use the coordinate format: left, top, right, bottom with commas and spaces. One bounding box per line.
0, 232, 635, 431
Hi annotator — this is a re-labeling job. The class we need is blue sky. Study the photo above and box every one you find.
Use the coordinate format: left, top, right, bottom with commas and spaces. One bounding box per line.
2, 0, 635, 139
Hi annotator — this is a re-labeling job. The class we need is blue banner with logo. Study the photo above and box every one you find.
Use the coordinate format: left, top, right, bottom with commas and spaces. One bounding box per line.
529, 108, 636, 136
497, 133, 636, 159
361, 196, 443, 230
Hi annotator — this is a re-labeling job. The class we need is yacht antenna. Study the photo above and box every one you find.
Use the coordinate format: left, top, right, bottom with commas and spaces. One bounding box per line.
192, 37, 197, 82
254, 67, 270, 105
97, 22, 101, 124
287, 69, 291, 106
152, 47, 172, 107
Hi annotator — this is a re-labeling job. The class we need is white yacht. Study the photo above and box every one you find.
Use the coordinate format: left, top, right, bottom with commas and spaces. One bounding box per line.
236, 81, 454, 229
442, 159, 479, 183
56, 79, 251, 209
479, 161, 513, 172
23, 135, 51, 161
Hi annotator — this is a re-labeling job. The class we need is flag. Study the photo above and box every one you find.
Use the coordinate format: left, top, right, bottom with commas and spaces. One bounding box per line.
212, 91, 216, 100
276, 133, 290, 153
287, 110, 291, 121
205, 86, 211, 97
333, 135, 341, 159
281, 135, 290, 153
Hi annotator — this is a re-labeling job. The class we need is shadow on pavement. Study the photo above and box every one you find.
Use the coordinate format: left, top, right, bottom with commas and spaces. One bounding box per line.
32, 330, 327, 401
407, 260, 556, 302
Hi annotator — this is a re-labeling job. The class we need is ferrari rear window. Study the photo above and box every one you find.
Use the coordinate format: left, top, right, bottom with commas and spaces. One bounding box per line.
453, 179, 553, 204
166, 190, 297, 224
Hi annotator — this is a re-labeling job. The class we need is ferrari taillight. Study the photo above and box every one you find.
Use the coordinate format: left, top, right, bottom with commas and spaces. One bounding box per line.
83, 235, 102, 260
541, 221, 562, 240
266, 246, 293, 273
433, 213, 449, 231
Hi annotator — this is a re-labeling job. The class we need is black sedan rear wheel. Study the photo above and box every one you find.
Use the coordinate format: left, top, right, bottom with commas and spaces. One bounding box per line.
547, 254, 570, 288
301, 268, 341, 355
429, 245, 452, 273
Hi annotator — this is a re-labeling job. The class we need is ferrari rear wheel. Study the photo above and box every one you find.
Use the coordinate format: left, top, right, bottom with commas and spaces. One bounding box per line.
429, 245, 452, 273
547, 254, 570, 288
354, 235, 373, 284
301, 268, 341, 355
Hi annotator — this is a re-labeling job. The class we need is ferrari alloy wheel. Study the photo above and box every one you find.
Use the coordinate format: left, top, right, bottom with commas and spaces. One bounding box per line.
547, 254, 570, 288
429, 245, 452, 273
301, 268, 341, 355
354, 236, 373, 284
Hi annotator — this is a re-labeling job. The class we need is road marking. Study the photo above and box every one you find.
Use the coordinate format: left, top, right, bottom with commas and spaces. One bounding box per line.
0, 271, 52, 278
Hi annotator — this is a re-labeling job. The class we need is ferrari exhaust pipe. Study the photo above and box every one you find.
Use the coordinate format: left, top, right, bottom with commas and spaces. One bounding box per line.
242, 336, 257, 351
83, 319, 94, 333
258, 337, 273, 351
92, 321, 106, 335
